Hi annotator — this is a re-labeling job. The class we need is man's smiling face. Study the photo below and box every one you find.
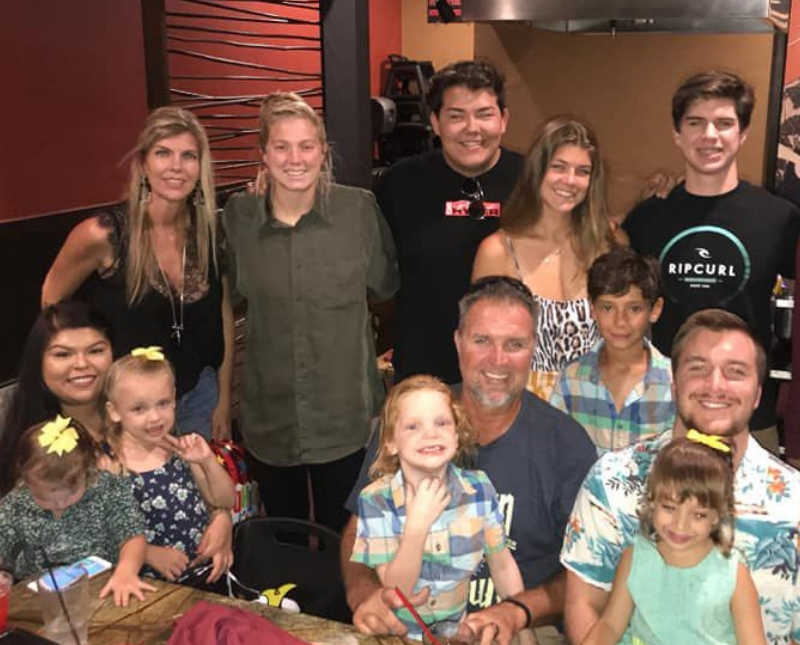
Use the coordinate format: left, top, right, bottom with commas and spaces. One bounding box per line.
672, 328, 761, 438
430, 86, 508, 178
673, 97, 747, 181
455, 298, 534, 410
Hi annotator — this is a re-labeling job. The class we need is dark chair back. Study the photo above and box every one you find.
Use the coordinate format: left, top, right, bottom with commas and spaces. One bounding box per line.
232, 517, 351, 623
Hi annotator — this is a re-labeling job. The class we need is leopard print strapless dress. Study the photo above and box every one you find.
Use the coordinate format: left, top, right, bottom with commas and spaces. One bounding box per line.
502, 232, 599, 401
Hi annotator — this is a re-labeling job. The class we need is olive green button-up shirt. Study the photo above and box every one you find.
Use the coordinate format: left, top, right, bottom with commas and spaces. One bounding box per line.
222, 184, 399, 466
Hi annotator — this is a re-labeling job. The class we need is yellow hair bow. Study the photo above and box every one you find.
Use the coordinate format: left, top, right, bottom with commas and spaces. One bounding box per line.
686, 429, 731, 454
38, 415, 79, 456
131, 346, 165, 361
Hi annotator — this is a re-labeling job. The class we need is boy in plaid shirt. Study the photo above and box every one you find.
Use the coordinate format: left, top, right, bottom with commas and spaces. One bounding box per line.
351, 375, 530, 642
549, 247, 675, 454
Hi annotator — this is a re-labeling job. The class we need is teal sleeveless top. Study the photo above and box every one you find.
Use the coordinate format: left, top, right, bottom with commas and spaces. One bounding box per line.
621, 534, 738, 645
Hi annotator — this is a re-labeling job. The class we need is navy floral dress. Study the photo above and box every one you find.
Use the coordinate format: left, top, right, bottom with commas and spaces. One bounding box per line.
130, 455, 209, 578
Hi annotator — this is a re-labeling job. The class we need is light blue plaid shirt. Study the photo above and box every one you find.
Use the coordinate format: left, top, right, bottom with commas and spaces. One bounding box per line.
351, 465, 507, 639
549, 339, 675, 455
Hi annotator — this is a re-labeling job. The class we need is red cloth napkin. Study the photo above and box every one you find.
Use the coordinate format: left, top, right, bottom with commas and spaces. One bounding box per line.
167, 600, 312, 645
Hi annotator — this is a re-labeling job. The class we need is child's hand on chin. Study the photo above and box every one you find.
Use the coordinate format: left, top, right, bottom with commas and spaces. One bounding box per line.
149, 545, 189, 581
405, 477, 451, 532
100, 571, 156, 608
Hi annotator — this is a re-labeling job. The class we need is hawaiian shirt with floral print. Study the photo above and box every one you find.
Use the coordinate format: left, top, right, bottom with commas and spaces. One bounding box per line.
561, 430, 800, 644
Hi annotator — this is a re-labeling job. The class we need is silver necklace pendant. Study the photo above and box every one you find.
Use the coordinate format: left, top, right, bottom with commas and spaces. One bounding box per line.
158, 242, 187, 348
171, 323, 183, 345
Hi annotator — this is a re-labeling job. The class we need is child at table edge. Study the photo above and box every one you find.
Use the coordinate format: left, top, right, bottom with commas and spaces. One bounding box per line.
350, 375, 530, 642
582, 433, 766, 644
0, 415, 153, 607
99, 347, 235, 585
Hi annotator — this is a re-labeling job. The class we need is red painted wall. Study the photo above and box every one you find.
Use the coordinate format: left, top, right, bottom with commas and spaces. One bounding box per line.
369, 0, 402, 96
0, 0, 148, 222
164, 0, 323, 185
0, 1, 394, 221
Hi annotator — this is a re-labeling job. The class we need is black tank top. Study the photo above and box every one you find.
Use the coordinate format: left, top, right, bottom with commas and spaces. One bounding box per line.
77, 207, 224, 397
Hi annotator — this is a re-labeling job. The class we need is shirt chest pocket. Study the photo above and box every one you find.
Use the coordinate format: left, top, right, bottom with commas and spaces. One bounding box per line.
307, 256, 365, 308
424, 517, 484, 571
423, 529, 452, 564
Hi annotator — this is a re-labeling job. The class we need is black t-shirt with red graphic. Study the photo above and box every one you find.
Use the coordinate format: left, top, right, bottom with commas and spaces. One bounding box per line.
623, 181, 800, 429
376, 148, 524, 383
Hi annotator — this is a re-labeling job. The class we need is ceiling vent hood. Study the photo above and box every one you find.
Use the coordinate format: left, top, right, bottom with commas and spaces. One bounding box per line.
459, 0, 776, 33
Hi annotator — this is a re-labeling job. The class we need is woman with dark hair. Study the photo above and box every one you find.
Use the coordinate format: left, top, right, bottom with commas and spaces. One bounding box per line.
1, 302, 234, 572
41, 107, 233, 440
0, 301, 113, 496
473, 116, 625, 400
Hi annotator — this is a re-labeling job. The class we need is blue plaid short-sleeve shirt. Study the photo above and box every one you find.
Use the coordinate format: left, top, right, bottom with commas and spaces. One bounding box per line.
351, 464, 507, 639
549, 339, 675, 455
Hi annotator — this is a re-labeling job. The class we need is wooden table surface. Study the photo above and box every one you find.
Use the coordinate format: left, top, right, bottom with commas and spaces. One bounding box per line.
8, 572, 407, 645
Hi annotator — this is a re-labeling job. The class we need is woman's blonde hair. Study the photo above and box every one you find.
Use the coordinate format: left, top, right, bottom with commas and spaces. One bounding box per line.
501, 115, 615, 270
257, 91, 333, 202
639, 437, 735, 556
100, 353, 176, 443
369, 375, 475, 479
125, 106, 217, 305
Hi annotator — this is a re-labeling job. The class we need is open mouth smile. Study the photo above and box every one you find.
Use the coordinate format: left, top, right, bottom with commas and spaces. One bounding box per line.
696, 398, 733, 409
418, 445, 447, 455
67, 374, 97, 388
483, 371, 509, 381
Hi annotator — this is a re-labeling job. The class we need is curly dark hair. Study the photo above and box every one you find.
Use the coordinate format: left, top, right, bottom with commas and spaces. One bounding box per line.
588, 246, 662, 304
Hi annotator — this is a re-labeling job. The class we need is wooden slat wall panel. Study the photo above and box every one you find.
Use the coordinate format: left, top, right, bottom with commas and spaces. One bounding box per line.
164, 0, 323, 186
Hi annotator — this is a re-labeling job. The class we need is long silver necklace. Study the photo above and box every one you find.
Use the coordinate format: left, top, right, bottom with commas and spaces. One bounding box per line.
157, 243, 186, 345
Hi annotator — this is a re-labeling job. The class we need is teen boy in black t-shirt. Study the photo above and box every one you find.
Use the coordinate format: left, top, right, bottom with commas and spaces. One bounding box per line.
624, 71, 800, 433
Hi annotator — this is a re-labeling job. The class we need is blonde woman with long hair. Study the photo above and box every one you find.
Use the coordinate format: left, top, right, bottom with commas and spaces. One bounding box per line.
472, 116, 625, 400
42, 107, 234, 441
223, 91, 399, 533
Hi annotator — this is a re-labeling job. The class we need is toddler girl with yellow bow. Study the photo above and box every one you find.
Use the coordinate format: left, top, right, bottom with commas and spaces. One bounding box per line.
0, 414, 153, 606
99, 348, 235, 585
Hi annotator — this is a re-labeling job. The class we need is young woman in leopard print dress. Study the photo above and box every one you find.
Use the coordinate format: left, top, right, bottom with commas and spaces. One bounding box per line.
473, 116, 624, 400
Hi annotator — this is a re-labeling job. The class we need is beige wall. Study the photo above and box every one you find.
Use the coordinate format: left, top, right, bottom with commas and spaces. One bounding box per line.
401, 0, 474, 70
475, 25, 774, 218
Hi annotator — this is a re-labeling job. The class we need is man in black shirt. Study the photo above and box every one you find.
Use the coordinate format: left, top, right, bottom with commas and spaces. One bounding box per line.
623, 71, 800, 442
377, 60, 524, 383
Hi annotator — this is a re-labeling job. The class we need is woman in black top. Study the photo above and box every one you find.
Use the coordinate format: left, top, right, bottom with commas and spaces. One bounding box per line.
42, 107, 233, 440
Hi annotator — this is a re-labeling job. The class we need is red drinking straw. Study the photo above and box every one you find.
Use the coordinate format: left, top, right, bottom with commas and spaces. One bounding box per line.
394, 587, 441, 645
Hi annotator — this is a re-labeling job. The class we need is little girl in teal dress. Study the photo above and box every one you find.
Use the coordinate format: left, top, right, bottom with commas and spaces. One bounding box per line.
583, 431, 767, 645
